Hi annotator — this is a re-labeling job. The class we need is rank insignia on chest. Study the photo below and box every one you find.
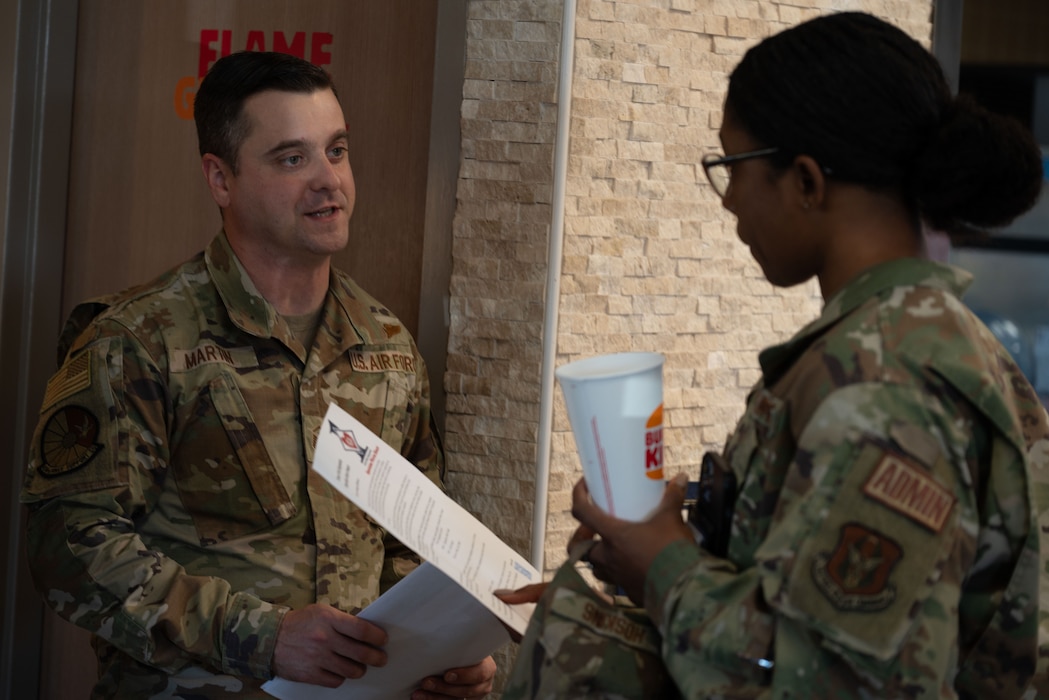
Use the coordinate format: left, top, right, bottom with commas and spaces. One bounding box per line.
811, 522, 901, 611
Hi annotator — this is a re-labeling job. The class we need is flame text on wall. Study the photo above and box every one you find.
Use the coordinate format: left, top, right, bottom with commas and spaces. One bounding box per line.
174, 29, 335, 120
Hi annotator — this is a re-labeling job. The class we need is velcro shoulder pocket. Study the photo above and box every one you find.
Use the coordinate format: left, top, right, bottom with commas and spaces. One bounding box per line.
780, 441, 959, 661
23, 337, 124, 501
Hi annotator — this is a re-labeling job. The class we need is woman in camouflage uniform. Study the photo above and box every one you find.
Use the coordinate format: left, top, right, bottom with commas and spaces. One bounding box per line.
507, 12, 1049, 699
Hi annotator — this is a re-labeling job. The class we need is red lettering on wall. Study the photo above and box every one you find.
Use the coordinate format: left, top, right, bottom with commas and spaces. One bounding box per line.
198, 29, 235, 76
311, 32, 333, 65
245, 30, 266, 52
274, 31, 306, 58
197, 29, 333, 77
220, 30, 232, 64
199, 29, 218, 78
180, 29, 337, 119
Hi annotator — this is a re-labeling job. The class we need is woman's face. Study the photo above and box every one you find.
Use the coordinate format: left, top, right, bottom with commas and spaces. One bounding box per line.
718, 112, 824, 289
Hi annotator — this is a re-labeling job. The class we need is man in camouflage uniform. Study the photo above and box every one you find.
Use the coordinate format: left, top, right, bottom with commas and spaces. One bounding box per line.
21, 51, 495, 698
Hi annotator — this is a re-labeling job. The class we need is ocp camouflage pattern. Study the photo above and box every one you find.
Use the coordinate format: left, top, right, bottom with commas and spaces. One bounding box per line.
624, 258, 1049, 699
503, 543, 681, 699
21, 232, 444, 698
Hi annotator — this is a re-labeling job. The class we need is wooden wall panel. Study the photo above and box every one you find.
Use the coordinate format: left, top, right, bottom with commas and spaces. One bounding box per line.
961, 0, 1049, 66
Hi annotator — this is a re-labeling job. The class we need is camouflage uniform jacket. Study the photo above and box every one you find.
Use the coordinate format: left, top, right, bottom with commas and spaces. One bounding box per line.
21, 232, 444, 698
645, 258, 1049, 699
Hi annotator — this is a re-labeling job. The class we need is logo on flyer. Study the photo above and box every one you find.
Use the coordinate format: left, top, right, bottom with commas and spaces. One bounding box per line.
329, 421, 370, 463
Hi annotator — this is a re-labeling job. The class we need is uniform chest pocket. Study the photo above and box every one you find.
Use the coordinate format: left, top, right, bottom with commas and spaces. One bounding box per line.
330, 368, 415, 450
380, 372, 412, 445
171, 374, 297, 545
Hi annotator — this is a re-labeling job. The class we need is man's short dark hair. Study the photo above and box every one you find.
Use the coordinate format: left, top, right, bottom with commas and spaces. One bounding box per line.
194, 51, 338, 172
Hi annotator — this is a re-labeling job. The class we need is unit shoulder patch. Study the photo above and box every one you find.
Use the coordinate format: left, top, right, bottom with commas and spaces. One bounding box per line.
38, 405, 103, 477
811, 522, 902, 612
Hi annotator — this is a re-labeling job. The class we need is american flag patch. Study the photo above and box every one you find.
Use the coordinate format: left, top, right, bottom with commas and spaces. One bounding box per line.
41, 354, 91, 411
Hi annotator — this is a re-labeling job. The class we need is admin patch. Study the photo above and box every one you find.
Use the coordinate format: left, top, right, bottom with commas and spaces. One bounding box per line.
38, 405, 103, 477
862, 452, 955, 533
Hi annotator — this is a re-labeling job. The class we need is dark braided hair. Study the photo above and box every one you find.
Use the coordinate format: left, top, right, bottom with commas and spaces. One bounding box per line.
725, 12, 1042, 237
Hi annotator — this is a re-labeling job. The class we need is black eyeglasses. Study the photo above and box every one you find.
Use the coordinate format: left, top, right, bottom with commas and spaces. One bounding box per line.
701, 147, 780, 198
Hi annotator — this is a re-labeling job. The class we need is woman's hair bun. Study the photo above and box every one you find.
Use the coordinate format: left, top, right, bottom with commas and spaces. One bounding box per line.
727, 12, 1044, 238
911, 94, 1043, 237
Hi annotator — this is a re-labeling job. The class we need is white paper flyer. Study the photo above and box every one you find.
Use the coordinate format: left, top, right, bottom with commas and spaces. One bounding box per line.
263, 402, 538, 699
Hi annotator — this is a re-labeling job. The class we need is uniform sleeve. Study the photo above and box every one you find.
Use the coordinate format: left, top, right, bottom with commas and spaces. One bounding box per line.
647, 382, 999, 697
21, 323, 287, 680
401, 358, 445, 487
645, 540, 776, 689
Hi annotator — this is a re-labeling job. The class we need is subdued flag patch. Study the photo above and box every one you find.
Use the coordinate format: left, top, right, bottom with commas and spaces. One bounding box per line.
41, 354, 91, 411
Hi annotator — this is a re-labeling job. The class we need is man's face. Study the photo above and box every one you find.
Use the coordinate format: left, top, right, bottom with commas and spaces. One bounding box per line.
215, 88, 356, 264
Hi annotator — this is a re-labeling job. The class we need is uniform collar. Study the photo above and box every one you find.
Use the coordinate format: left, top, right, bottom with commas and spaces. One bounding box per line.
205, 231, 276, 337
758, 258, 974, 380
205, 232, 390, 350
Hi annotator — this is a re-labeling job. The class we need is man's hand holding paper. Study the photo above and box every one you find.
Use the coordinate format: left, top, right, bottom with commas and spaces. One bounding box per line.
263, 403, 538, 699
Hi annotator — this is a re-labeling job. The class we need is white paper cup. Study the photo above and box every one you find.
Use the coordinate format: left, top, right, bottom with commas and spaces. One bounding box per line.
555, 352, 666, 521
